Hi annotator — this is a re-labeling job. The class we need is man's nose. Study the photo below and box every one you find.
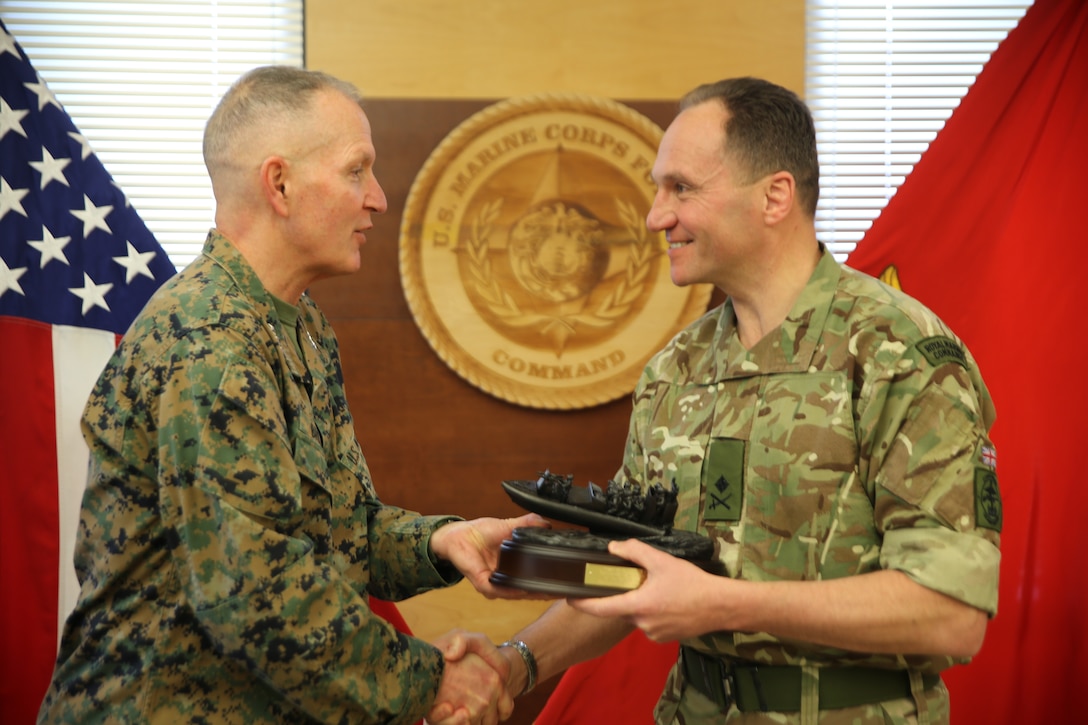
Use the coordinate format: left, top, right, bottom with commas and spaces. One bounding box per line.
367, 176, 388, 214
646, 194, 674, 232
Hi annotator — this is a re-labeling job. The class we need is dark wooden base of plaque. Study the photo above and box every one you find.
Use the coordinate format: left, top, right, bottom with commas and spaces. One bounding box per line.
489, 527, 724, 598
490, 537, 646, 597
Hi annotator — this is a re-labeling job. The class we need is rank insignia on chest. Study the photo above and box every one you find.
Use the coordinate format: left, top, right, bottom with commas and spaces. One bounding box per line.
703, 438, 744, 522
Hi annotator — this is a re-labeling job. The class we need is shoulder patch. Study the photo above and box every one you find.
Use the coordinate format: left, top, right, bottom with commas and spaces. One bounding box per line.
916, 336, 969, 369
974, 468, 1002, 532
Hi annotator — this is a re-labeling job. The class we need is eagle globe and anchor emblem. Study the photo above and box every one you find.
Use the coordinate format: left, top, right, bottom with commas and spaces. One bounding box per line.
399, 94, 712, 409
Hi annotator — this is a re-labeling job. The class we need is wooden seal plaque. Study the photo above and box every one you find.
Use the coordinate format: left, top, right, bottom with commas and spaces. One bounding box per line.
398, 94, 712, 410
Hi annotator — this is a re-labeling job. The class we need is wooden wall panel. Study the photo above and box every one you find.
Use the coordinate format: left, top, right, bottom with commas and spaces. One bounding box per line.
306, 0, 805, 99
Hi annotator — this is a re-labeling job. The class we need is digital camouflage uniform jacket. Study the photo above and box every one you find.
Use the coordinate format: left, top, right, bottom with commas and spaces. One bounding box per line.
38, 231, 461, 725
618, 249, 1002, 725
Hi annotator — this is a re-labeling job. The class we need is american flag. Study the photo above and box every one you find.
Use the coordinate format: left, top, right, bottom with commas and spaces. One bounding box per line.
0, 18, 175, 723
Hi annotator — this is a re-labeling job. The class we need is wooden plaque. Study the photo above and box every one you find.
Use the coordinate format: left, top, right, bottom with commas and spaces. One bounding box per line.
399, 93, 711, 409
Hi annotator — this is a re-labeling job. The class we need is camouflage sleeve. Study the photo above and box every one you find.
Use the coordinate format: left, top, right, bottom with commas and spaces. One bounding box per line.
366, 510, 464, 600
156, 332, 444, 724
859, 333, 1001, 616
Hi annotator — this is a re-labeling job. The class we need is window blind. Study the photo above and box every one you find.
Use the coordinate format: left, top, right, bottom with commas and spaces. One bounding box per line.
805, 0, 1031, 260
0, 0, 304, 270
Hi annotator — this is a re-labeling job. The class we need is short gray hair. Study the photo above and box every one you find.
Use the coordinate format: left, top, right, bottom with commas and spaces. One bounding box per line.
202, 65, 363, 174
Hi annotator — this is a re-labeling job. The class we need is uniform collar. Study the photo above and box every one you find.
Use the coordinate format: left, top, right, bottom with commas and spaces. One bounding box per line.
200, 229, 274, 307
711, 245, 840, 380
198, 229, 311, 377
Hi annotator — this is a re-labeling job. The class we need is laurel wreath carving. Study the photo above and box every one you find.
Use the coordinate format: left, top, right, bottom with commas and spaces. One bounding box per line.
398, 92, 712, 409
464, 196, 655, 337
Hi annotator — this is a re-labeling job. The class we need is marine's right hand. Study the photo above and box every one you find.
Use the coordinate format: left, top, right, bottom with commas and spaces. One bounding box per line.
425, 629, 514, 725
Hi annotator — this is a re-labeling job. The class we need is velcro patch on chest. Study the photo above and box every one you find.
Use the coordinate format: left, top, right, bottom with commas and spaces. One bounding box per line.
702, 438, 745, 522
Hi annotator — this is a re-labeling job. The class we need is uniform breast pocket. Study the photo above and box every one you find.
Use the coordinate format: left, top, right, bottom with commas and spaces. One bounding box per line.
753, 371, 857, 483
744, 371, 861, 579
293, 424, 333, 491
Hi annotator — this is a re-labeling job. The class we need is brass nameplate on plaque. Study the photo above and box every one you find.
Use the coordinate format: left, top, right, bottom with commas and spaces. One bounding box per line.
583, 562, 646, 590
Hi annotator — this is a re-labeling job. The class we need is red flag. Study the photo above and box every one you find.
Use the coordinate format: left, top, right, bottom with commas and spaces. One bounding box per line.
847, 0, 1088, 722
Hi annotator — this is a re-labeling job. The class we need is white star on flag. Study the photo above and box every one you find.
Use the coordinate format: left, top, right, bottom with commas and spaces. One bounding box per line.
24, 77, 63, 112
68, 271, 113, 315
0, 26, 19, 59
30, 147, 71, 189
67, 130, 92, 160
113, 240, 158, 283
70, 193, 113, 237
28, 226, 71, 268
0, 255, 28, 296
0, 96, 29, 139
0, 177, 29, 219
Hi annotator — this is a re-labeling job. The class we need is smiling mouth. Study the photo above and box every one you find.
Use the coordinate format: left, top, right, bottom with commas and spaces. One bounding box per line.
668, 241, 691, 250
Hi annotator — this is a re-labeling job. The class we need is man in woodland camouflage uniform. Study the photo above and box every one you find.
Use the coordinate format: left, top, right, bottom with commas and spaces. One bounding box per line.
37, 66, 542, 725
497, 78, 1001, 725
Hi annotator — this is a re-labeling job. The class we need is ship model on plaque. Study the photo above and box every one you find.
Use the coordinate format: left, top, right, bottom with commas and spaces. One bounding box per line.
490, 470, 725, 597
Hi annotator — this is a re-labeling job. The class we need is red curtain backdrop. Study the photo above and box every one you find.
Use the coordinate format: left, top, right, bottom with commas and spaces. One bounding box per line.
847, 0, 1086, 721
537, 1, 1087, 722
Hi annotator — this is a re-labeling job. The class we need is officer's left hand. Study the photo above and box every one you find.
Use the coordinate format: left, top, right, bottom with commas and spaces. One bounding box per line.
429, 513, 553, 599
566, 538, 725, 642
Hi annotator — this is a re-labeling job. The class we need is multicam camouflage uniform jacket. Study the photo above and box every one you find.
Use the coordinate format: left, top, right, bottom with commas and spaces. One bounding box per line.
615, 248, 1002, 725
38, 231, 461, 725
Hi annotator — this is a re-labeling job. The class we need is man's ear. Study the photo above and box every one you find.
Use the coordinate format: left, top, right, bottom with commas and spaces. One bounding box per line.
763, 171, 796, 225
260, 156, 290, 216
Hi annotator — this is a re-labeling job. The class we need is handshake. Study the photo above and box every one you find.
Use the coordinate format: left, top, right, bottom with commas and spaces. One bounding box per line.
419, 513, 551, 725
424, 630, 526, 725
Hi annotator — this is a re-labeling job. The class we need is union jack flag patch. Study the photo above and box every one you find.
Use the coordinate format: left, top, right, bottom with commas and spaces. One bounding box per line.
980, 445, 997, 469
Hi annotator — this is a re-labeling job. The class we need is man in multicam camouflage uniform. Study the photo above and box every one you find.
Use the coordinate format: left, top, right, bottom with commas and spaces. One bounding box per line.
36, 66, 543, 725
496, 78, 1002, 725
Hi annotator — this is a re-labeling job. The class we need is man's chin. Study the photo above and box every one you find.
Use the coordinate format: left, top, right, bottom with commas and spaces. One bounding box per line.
316, 258, 362, 283
343, 249, 363, 274
668, 266, 696, 288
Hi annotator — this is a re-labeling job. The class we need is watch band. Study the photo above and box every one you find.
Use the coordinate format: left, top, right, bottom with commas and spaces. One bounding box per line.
501, 638, 538, 695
